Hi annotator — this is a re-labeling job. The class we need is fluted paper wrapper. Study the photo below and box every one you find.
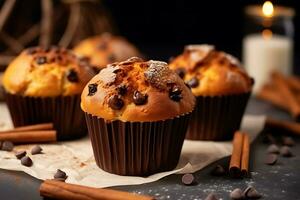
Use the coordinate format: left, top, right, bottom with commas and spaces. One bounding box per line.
0, 103, 265, 188
187, 92, 251, 141
85, 113, 191, 176
5, 93, 87, 140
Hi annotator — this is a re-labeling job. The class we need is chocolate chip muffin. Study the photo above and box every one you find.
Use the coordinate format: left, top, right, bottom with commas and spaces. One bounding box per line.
3, 46, 95, 140
73, 33, 140, 72
81, 57, 195, 176
169, 45, 254, 140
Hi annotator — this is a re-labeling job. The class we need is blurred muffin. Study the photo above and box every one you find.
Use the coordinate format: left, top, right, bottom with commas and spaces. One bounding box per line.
73, 33, 140, 71
3, 46, 95, 140
81, 57, 195, 176
169, 45, 253, 140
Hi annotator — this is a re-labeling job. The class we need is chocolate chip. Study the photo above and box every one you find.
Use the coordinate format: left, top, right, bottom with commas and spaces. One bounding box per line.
243, 186, 262, 199
181, 173, 195, 185
186, 77, 199, 88
250, 77, 255, 85
133, 91, 148, 105
21, 156, 33, 167
108, 95, 124, 110
175, 68, 186, 79
36, 56, 47, 65
107, 54, 116, 62
1, 141, 14, 151
230, 188, 244, 200
264, 153, 278, 165
169, 85, 182, 102
280, 146, 293, 157
117, 85, 127, 96
205, 193, 218, 200
66, 69, 79, 83
54, 169, 67, 181
88, 83, 98, 96
282, 136, 295, 146
211, 165, 226, 176
267, 144, 280, 154
15, 151, 27, 159
31, 145, 43, 155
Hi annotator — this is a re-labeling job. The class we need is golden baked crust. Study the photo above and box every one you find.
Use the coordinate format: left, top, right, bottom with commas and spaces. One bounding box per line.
3, 46, 95, 97
169, 45, 254, 96
81, 57, 195, 122
73, 33, 140, 70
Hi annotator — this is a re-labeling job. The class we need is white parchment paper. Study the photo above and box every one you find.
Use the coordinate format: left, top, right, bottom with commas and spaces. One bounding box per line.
0, 103, 266, 188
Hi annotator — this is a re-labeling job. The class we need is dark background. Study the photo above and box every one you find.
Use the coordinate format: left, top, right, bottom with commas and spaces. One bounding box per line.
103, 0, 300, 71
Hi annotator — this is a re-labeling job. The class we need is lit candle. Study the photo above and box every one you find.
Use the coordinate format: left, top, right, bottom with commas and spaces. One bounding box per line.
242, 1, 294, 93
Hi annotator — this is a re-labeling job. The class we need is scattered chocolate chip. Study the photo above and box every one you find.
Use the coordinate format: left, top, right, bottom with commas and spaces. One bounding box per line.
107, 54, 116, 62
54, 169, 67, 181
1, 141, 14, 151
175, 68, 186, 79
282, 136, 295, 146
186, 77, 199, 88
31, 145, 43, 155
108, 95, 124, 110
169, 85, 182, 102
117, 85, 127, 96
133, 91, 148, 105
267, 144, 280, 154
205, 193, 218, 200
36, 56, 47, 65
15, 151, 27, 159
243, 186, 262, 199
181, 173, 195, 185
280, 146, 293, 157
66, 69, 79, 83
264, 153, 278, 165
211, 165, 226, 176
88, 83, 98, 96
230, 188, 244, 200
21, 156, 33, 167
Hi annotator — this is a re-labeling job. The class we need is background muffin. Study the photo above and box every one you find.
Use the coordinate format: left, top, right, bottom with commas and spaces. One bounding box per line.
3, 46, 95, 140
81, 57, 195, 175
73, 33, 141, 71
169, 45, 253, 140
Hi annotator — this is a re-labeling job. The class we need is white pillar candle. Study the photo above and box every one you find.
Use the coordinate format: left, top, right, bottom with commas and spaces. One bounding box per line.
243, 34, 293, 93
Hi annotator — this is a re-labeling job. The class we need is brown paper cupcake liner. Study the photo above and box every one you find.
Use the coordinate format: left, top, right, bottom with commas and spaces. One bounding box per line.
5, 93, 87, 141
85, 112, 191, 176
186, 92, 251, 141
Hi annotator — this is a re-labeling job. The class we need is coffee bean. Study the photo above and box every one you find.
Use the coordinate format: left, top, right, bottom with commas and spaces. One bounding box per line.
186, 77, 199, 88
280, 146, 293, 157
230, 188, 244, 200
31, 145, 43, 155
108, 95, 124, 110
181, 173, 195, 185
169, 85, 182, 102
211, 165, 226, 176
264, 154, 278, 165
21, 156, 33, 167
267, 144, 280, 154
66, 69, 79, 83
243, 186, 262, 199
205, 193, 218, 200
15, 151, 27, 159
133, 91, 148, 105
1, 141, 14, 151
54, 169, 67, 180
282, 136, 295, 146
36, 56, 47, 65
175, 68, 186, 79
117, 85, 127, 96
88, 83, 98, 96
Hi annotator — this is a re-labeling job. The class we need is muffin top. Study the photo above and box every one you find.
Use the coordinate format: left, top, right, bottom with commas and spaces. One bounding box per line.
169, 45, 253, 96
3, 46, 95, 97
73, 33, 140, 71
81, 57, 195, 122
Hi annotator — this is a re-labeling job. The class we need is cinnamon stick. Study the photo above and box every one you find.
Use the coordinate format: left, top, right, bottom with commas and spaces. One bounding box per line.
229, 131, 244, 178
265, 118, 300, 136
0, 123, 53, 133
0, 130, 56, 143
241, 134, 250, 177
40, 180, 155, 200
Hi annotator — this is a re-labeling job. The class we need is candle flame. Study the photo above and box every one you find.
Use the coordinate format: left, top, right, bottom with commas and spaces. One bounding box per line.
262, 1, 274, 17
262, 29, 273, 40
